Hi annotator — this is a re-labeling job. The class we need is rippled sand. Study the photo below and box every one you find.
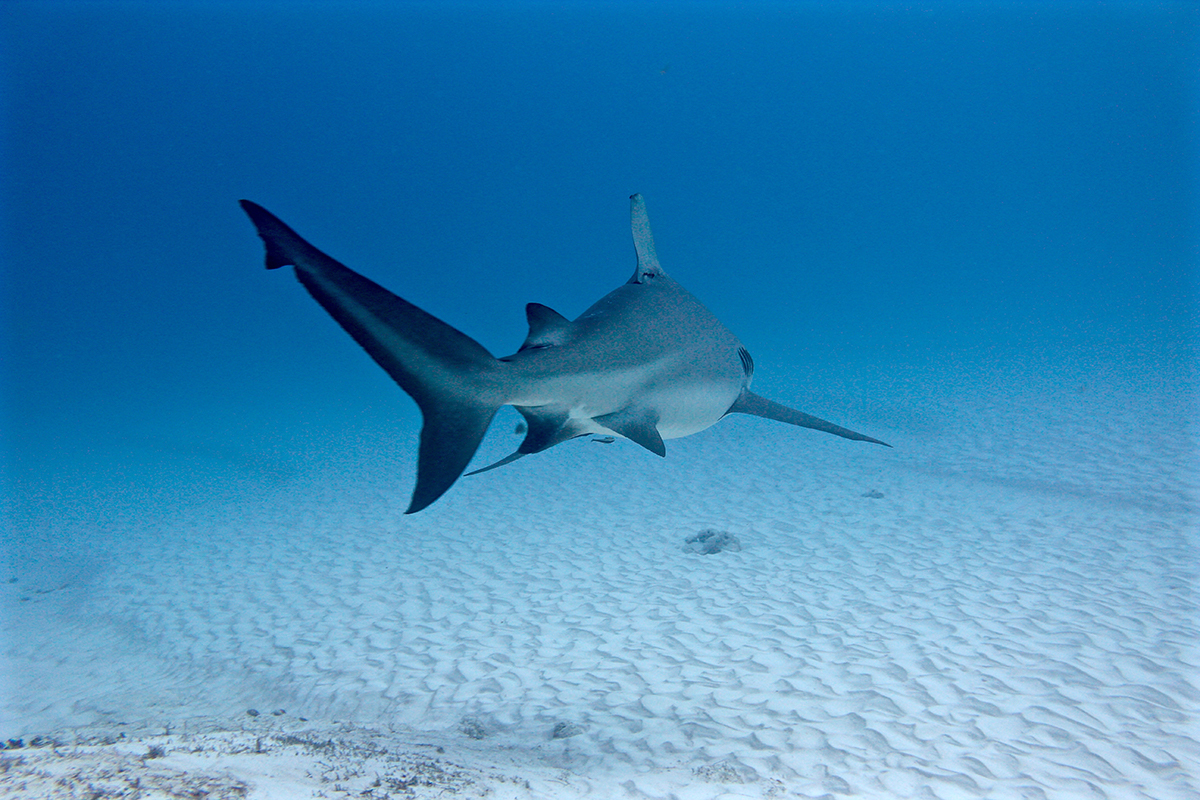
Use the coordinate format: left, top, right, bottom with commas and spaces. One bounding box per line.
3, 355, 1196, 798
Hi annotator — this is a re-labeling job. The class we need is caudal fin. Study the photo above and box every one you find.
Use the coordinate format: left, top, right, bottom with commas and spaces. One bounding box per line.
728, 390, 891, 447
240, 200, 504, 513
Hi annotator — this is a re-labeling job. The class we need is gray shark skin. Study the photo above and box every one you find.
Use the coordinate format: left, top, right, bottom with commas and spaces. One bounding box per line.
240, 195, 889, 513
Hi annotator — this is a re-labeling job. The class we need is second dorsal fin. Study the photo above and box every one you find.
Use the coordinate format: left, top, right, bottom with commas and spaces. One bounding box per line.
518, 302, 572, 351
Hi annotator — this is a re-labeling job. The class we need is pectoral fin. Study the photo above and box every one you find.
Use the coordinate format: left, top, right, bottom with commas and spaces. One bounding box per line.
727, 391, 890, 447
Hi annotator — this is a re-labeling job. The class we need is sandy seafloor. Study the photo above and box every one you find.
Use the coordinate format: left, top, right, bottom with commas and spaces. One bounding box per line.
2, 348, 1197, 799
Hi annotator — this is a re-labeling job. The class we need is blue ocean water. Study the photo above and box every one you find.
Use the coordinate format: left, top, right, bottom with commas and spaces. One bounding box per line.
1, 2, 1197, 796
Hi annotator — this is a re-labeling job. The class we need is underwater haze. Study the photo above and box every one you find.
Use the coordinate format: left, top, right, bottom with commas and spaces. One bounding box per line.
2, 2, 1197, 798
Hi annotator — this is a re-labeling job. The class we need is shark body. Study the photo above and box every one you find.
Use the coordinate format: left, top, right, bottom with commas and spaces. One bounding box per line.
240, 195, 888, 513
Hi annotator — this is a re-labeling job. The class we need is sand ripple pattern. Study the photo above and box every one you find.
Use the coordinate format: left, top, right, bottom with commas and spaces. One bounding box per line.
37, 359, 1195, 798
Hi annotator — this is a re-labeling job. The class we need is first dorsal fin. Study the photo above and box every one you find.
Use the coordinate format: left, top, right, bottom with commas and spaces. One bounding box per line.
628, 193, 666, 284
518, 302, 572, 351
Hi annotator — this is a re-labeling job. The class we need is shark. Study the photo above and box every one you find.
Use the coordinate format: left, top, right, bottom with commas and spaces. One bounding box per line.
240, 194, 889, 513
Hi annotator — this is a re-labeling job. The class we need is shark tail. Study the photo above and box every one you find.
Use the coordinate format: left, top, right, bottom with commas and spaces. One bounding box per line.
728, 390, 891, 447
240, 200, 506, 513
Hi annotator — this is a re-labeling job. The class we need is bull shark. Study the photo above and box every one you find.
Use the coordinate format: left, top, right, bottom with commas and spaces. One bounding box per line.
240, 195, 889, 513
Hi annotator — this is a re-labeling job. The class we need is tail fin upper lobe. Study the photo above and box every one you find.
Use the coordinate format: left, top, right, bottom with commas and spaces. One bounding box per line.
240, 200, 503, 513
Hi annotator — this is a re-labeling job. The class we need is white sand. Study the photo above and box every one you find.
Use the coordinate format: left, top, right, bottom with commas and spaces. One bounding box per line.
2, 353, 1197, 798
